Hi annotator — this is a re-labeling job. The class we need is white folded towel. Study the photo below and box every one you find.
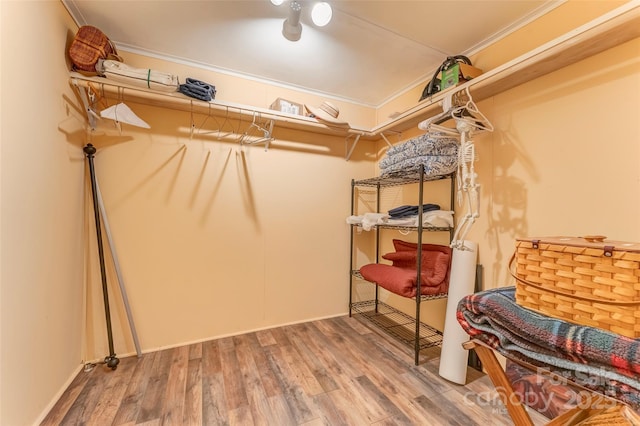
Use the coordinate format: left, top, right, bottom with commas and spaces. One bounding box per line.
345, 213, 389, 231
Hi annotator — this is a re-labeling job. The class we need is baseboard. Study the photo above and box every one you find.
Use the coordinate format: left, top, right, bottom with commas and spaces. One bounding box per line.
120, 311, 350, 356
32, 362, 84, 425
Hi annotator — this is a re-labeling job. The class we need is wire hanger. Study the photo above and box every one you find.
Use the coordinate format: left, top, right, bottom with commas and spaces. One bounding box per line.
189, 101, 196, 139
239, 111, 274, 151
197, 105, 238, 141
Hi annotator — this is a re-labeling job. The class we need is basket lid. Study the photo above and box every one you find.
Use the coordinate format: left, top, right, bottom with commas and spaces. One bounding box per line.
516, 236, 640, 253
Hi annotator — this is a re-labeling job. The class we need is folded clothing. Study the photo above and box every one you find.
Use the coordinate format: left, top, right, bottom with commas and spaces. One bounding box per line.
387, 210, 454, 228
380, 155, 458, 177
359, 239, 452, 298
348, 210, 453, 230
360, 263, 449, 297
379, 132, 459, 169
388, 203, 439, 218
179, 77, 216, 101
345, 213, 389, 231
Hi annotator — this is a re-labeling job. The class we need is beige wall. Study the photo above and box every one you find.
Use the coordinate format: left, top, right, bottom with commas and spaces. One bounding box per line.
373, 2, 640, 329
1, 1, 87, 425
475, 36, 640, 289
82, 110, 373, 359
1, 1, 638, 424
78, 33, 374, 364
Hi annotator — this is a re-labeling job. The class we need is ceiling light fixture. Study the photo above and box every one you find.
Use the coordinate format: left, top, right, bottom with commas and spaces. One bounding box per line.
271, 0, 333, 41
282, 0, 303, 41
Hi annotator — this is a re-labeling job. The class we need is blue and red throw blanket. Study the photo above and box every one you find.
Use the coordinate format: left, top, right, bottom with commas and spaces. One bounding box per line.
457, 286, 640, 410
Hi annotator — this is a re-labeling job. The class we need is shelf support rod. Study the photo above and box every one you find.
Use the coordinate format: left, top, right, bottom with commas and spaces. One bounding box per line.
345, 133, 362, 161
379, 133, 394, 149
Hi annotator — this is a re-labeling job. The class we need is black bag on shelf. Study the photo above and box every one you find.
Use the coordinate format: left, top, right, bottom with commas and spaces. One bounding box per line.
419, 55, 472, 101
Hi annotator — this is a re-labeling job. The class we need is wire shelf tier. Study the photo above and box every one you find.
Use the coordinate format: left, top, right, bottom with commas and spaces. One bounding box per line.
351, 223, 452, 232
351, 300, 443, 350
352, 170, 454, 188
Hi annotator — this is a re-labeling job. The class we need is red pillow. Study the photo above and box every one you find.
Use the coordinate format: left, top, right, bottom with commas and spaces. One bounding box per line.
382, 251, 449, 285
392, 239, 452, 257
387, 239, 453, 289
382, 250, 417, 268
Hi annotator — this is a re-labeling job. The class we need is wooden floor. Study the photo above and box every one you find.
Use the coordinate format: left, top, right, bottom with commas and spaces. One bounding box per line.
41, 315, 547, 425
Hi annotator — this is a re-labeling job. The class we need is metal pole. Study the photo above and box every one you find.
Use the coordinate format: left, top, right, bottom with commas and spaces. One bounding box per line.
415, 164, 425, 365
95, 180, 142, 358
83, 143, 120, 370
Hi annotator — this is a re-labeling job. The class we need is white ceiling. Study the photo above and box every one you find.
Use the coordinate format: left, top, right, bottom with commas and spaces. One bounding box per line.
63, 0, 560, 107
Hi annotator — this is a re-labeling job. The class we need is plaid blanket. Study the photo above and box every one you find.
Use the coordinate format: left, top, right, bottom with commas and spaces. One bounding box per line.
457, 286, 640, 410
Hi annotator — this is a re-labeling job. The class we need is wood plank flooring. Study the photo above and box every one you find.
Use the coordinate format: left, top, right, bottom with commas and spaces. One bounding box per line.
41, 315, 547, 425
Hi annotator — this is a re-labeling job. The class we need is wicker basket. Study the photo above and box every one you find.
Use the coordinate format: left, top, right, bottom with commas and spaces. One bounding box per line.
512, 236, 640, 338
572, 405, 640, 425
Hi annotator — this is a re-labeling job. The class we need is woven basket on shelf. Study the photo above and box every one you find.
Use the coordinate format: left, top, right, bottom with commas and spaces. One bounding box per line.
512, 236, 640, 339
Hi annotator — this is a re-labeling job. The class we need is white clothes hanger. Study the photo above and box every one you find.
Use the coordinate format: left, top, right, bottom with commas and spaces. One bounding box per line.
73, 79, 100, 130
418, 87, 492, 135
100, 102, 150, 129
451, 94, 493, 134
239, 111, 274, 150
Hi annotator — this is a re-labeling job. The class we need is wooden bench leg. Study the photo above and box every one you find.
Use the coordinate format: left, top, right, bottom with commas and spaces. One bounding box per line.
463, 340, 534, 426
462, 340, 635, 426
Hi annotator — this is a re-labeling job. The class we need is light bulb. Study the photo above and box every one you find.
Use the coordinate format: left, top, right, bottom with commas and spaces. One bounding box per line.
311, 2, 332, 27
270, 0, 284, 5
